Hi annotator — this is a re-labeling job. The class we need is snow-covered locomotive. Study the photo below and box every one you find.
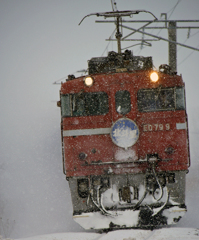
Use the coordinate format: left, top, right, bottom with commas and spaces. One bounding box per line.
58, 10, 190, 230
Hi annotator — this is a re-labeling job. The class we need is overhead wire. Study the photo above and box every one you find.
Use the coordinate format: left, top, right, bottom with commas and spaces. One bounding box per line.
177, 29, 199, 54
104, 0, 182, 55
189, 29, 199, 38
178, 43, 199, 66
177, 27, 199, 65
101, 28, 116, 56
167, 0, 182, 19
136, 0, 199, 67
136, 0, 181, 55
164, 0, 199, 67
156, 0, 182, 36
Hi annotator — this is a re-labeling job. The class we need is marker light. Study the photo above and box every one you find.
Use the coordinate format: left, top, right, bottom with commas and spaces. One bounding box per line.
150, 72, 159, 82
84, 76, 94, 87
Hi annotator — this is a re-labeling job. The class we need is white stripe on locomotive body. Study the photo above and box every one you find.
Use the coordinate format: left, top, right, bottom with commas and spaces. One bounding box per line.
63, 122, 187, 137
176, 123, 187, 130
63, 127, 111, 137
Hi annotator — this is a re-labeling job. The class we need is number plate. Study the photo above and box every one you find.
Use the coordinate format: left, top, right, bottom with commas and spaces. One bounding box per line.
143, 123, 170, 132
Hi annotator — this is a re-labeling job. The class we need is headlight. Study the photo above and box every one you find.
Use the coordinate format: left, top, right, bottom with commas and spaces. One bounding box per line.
150, 72, 159, 82
84, 76, 94, 86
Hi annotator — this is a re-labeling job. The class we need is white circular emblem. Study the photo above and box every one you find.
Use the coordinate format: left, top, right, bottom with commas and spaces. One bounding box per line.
110, 118, 139, 149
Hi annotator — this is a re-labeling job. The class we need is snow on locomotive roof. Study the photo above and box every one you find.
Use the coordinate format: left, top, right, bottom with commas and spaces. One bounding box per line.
88, 50, 152, 74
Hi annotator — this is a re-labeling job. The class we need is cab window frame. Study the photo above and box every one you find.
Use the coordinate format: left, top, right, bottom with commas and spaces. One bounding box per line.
137, 87, 185, 112
115, 90, 131, 115
61, 91, 109, 117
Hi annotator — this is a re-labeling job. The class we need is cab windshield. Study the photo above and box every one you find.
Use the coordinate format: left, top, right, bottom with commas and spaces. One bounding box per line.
137, 87, 185, 112
61, 91, 109, 117
115, 90, 131, 115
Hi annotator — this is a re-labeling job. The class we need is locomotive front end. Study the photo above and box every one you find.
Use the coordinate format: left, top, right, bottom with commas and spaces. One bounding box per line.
58, 50, 190, 230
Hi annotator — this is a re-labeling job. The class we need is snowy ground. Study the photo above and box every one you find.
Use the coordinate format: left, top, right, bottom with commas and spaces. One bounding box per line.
4, 228, 197, 240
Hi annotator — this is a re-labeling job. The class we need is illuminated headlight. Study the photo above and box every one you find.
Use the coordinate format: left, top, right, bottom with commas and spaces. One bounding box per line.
84, 76, 94, 86
150, 72, 159, 82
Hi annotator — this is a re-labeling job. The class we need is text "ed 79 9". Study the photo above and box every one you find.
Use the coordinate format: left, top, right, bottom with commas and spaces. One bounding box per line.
143, 123, 170, 132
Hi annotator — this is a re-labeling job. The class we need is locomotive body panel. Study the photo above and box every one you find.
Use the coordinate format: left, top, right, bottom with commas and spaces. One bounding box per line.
60, 71, 189, 178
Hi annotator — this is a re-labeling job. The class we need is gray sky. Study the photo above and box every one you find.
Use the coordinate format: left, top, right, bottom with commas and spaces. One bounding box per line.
0, 0, 199, 238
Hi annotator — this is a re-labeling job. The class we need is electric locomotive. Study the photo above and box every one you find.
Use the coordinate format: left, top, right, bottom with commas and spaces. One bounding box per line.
58, 10, 190, 230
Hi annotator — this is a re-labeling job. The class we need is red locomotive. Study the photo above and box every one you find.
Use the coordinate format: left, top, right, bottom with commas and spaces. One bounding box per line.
58, 10, 190, 230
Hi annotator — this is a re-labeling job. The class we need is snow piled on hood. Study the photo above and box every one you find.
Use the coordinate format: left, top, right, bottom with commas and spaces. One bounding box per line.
11, 228, 199, 240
